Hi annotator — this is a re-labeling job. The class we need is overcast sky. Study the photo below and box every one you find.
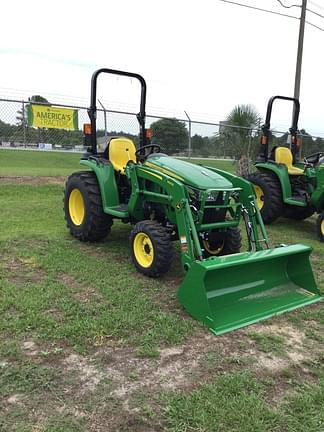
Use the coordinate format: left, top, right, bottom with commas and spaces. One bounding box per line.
1, 0, 324, 136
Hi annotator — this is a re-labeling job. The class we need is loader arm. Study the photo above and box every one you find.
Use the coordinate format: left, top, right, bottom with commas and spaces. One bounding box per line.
205, 166, 270, 250
127, 163, 204, 267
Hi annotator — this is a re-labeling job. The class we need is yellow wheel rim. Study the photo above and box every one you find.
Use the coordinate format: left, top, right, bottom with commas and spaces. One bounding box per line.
202, 239, 224, 255
69, 189, 85, 226
321, 220, 324, 235
133, 232, 154, 268
254, 185, 265, 210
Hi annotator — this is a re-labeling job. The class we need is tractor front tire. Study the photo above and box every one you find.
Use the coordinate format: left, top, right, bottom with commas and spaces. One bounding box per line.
64, 171, 113, 242
130, 220, 173, 278
247, 172, 283, 224
316, 212, 324, 242
202, 227, 241, 258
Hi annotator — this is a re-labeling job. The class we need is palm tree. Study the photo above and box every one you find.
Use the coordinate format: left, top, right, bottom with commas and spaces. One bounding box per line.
223, 104, 261, 176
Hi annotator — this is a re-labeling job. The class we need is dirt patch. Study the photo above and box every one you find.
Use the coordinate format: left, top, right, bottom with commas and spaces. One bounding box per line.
21, 340, 40, 358
88, 322, 321, 409
0, 176, 65, 185
6, 319, 323, 431
2, 256, 46, 286
252, 323, 306, 347
6, 394, 24, 405
245, 323, 313, 371
93, 330, 251, 408
256, 354, 289, 372
63, 353, 105, 393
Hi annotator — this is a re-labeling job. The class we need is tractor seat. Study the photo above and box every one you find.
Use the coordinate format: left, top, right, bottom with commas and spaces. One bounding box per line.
108, 137, 136, 174
275, 147, 304, 175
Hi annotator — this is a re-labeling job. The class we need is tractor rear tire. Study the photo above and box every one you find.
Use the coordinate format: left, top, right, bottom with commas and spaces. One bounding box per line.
130, 220, 173, 278
201, 227, 241, 258
316, 212, 324, 242
64, 171, 113, 242
283, 204, 315, 220
247, 172, 283, 224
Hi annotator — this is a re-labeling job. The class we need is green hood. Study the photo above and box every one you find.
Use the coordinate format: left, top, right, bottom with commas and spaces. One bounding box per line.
144, 155, 233, 190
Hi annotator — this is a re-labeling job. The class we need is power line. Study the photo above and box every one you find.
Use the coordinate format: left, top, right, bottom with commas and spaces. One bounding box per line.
306, 20, 324, 31
219, 0, 324, 32
307, 8, 324, 19
218, 0, 299, 20
276, 0, 301, 9
309, 0, 324, 12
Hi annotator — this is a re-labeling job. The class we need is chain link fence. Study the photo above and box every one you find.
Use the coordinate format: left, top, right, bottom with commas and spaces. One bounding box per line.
1, 98, 324, 160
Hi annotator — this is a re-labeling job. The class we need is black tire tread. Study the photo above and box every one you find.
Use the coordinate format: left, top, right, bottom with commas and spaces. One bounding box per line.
130, 220, 173, 278
316, 211, 324, 242
247, 171, 283, 224
202, 227, 241, 258
64, 171, 113, 242
220, 227, 242, 256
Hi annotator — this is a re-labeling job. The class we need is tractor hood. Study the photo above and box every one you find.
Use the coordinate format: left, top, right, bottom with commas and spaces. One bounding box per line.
144, 155, 233, 190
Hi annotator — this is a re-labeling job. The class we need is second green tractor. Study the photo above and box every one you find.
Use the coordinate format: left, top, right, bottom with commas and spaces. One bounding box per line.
248, 95, 324, 242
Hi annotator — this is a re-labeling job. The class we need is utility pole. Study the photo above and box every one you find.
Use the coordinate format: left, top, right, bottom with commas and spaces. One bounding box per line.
293, 0, 307, 111
292, 0, 307, 157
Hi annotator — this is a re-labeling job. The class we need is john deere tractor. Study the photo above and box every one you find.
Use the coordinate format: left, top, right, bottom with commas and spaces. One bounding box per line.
248, 96, 324, 242
64, 69, 321, 335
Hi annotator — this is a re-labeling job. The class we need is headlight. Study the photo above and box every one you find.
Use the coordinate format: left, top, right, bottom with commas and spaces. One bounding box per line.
206, 190, 219, 201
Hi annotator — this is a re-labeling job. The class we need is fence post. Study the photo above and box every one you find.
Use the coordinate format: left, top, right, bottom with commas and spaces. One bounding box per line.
22, 101, 26, 147
184, 111, 191, 158
98, 99, 108, 140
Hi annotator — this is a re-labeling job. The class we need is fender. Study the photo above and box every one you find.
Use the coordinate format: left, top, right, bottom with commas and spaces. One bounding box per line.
255, 162, 306, 207
80, 158, 120, 210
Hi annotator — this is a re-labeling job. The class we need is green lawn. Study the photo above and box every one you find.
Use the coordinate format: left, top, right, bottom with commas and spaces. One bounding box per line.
0, 148, 236, 176
0, 149, 81, 176
181, 157, 236, 173
0, 150, 324, 431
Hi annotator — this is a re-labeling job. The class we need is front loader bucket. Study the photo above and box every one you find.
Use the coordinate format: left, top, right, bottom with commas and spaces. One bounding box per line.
178, 244, 322, 335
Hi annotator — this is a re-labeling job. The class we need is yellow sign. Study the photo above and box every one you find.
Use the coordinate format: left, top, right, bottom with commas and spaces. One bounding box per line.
28, 104, 78, 130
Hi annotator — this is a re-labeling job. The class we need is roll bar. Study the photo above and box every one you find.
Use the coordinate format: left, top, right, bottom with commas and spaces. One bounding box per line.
258, 96, 300, 162
87, 68, 147, 154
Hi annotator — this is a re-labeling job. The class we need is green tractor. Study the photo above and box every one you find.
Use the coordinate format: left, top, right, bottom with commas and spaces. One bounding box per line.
248, 95, 324, 241
64, 69, 321, 335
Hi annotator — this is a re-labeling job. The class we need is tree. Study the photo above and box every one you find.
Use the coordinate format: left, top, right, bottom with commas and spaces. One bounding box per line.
191, 134, 213, 157
16, 95, 50, 127
276, 128, 323, 158
15, 95, 51, 145
150, 118, 188, 155
313, 137, 324, 153
299, 129, 317, 156
225, 104, 261, 159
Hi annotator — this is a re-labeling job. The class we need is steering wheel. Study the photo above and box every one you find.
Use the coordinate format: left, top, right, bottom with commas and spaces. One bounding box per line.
304, 152, 324, 167
135, 144, 161, 162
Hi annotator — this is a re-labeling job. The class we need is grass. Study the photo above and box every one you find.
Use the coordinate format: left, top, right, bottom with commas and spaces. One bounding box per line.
247, 331, 286, 355
0, 184, 195, 354
164, 368, 324, 432
0, 148, 81, 176
0, 149, 324, 431
181, 157, 236, 173
164, 372, 279, 431
0, 148, 236, 177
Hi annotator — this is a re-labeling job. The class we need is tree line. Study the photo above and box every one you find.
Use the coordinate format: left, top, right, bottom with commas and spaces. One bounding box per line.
1, 98, 323, 158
